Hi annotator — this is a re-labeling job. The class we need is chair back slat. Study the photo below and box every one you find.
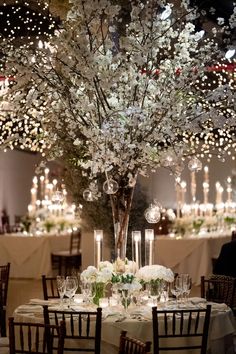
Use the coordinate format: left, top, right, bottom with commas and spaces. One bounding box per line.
42, 275, 59, 300
152, 305, 211, 354
8, 317, 65, 354
118, 330, 151, 354
43, 306, 102, 353
201, 275, 236, 308
70, 230, 81, 255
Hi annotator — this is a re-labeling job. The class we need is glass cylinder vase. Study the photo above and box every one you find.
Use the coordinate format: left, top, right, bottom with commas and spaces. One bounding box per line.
145, 229, 155, 265
132, 231, 142, 269
110, 183, 135, 260
92, 282, 106, 306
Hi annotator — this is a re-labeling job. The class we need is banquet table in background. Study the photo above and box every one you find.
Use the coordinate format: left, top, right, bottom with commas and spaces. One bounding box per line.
155, 233, 231, 285
0, 233, 70, 278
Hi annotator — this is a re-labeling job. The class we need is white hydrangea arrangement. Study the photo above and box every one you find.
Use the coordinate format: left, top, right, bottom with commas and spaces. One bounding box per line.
136, 265, 174, 283
80, 265, 113, 284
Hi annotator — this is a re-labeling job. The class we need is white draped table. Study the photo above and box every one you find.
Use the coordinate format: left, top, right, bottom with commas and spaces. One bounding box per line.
0, 233, 70, 278
154, 233, 231, 285
14, 299, 236, 354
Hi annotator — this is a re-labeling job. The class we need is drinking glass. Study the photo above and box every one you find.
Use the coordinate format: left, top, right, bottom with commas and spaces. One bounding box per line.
80, 281, 93, 305
56, 275, 66, 308
170, 278, 182, 305
182, 274, 192, 302
65, 276, 78, 308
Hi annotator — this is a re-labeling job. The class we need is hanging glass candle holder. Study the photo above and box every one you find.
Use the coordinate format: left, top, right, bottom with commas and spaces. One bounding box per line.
103, 179, 119, 194
188, 157, 202, 172
144, 204, 161, 223
160, 151, 177, 167
83, 189, 94, 201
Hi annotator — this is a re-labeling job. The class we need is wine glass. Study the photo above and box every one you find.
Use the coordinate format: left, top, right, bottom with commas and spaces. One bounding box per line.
56, 275, 66, 308
80, 281, 93, 305
170, 278, 182, 305
182, 274, 192, 302
65, 276, 78, 308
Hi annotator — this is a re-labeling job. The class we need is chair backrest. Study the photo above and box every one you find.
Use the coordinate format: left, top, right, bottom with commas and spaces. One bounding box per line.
8, 317, 65, 354
152, 305, 211, 354
0, 263, 10, 306
69, 229, 81, 255
201, 275, 236, 308
43, 306, 102, 353
119, 330, 151, 354
42, 275, 60, 300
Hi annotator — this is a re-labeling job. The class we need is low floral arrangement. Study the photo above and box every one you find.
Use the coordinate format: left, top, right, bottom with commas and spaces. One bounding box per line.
136, 265, 174, 284
136, 265, 174, 298
81, 258, 138, 305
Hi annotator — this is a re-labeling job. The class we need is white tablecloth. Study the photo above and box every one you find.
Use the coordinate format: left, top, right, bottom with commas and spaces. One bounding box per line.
14, 299, 236, 354
155, 234, 231, 285
0, 233, 70, 278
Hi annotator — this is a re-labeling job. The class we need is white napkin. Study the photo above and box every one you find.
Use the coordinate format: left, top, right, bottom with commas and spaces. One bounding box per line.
190, 297, 207, 305
29, 298, 59, 306
16, 305, 43, 313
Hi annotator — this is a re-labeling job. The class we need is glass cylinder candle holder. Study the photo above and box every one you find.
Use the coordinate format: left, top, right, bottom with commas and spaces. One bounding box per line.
145, 229, 155, 266
132, 231, 142, 269
94, 230, 103, 268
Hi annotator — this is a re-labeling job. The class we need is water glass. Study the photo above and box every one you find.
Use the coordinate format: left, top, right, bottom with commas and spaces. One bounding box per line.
65, 276, 78, 308
81, 281, 93, 305
56, 275, 66, 308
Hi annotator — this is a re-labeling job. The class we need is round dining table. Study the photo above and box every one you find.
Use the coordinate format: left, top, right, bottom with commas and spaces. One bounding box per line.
0, 232, 71, 278
13, 297, 236, 354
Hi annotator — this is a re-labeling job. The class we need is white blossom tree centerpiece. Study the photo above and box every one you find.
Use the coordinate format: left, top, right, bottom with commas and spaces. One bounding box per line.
0, 0, 236, 258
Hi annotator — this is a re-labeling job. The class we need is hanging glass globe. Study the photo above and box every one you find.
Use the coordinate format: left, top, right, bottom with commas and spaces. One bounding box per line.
188, 157, 202, 172
51, 190, 64, 204
103, 179, 119, 194
144, 204, 161, 223
83, 189, 94, 201
160, 151, 177, 167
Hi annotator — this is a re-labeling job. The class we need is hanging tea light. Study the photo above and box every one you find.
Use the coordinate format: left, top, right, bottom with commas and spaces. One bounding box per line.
188, 157, 202, 172
83, 189, 94, 201
144, 203, 161, 223
103, 179, 119, 194
160, 150, 177, 167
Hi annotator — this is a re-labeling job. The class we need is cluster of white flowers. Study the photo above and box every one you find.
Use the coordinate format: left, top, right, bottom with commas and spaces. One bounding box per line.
80, 265, 113, 284
136, 265, 174, 283
80, 258, 138, 284
0, 0, 235, 183
113, 257, 137, 274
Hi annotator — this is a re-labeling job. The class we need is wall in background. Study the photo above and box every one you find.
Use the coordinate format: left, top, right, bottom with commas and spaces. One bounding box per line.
0, 150, 41, 224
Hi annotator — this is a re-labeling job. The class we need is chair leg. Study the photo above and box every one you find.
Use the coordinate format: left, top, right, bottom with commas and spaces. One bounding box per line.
1, 309, 6, 337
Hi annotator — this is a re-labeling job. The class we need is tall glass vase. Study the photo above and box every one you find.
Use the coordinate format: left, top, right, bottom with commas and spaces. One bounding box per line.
110, 183, 135, 260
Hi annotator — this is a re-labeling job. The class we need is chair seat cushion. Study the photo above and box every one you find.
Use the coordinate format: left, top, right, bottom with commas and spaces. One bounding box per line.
52, 249, 81, 257
0, 337, 9, 347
